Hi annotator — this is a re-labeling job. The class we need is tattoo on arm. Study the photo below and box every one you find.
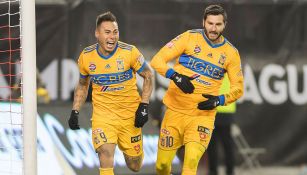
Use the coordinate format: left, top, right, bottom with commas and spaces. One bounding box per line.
72, 77, 90, 111
139, 65, 154, 104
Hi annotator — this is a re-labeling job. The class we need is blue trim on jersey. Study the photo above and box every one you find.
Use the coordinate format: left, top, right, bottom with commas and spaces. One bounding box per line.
166, 68, 176, 78
136, 63, 146, 74
179, 54, 225, 80
80, 73, 88, 79
202, 30, 226, 48
91, 69, 133, 85
219, 95, 225, 106
96, 43, 118, 59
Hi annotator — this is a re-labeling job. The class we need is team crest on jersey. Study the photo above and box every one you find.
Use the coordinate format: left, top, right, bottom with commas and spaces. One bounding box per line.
194, 45, 201, 54
116, 58, 124, 71
105, 64, 111, 69
89, 62, 96, 72
218, 53, 226, 65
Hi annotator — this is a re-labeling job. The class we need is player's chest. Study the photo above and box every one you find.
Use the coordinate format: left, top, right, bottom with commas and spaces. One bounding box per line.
184, 44, 228, 67
86, 55, 131, 74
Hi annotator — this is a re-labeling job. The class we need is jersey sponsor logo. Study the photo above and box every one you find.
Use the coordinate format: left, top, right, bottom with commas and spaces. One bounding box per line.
91, 69, 133, 85
194, 45, 201, 54
100, 85, 124, 92
89, 62, 96, 72
179, 54, 225, 80
191, 74, 211, 86
197, 126, 210, 134
195, 77, 211, 86
116, 58, 124, 71
218, 53, 226, 65
131, 135, 142, 143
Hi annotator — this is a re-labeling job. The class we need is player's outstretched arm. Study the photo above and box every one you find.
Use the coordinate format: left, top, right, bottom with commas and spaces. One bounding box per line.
68, 77, 90, 130
139, 65, 153, 104
72, 77, 90, 111
135, 65, 154, 128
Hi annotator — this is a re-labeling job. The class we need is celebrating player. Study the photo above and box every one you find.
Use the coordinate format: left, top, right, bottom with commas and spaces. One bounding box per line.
150, 4, 244, 175
68, 11, 153, 175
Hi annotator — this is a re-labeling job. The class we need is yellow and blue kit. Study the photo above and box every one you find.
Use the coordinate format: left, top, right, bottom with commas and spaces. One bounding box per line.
78, 41, 146, 120
78, 41, 146, 155
151, 29, 244, 150
150, 29, 244, 118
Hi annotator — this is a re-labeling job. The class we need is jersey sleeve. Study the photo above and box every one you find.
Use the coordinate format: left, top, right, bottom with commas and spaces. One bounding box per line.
130, 46, 146, 74
150, 31, 189, 78
78, 51, 88, 78
223, 50, 244, 105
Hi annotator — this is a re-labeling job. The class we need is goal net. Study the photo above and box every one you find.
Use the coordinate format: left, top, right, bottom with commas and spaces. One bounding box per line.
0, 0, 37, 174
0, 0, 23, 175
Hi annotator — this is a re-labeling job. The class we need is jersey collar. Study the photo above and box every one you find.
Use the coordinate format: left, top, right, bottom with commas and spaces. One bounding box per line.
202, 30, 226, 48
96, 43, 118, 59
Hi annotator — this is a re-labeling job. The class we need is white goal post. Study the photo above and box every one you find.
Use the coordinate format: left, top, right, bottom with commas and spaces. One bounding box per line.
21, 0, 37, 174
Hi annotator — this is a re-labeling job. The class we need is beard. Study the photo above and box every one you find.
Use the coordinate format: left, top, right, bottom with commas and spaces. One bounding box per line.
204, 29, 223, 43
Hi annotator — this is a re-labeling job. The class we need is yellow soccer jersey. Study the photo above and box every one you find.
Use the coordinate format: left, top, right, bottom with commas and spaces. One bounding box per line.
78, 41, 146, 120
150, 29, 244, 116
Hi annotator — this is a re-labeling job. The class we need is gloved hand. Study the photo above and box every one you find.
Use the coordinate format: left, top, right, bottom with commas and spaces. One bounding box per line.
135, 103, 149, 128
198, 94, 222, 110
170, 72, 195, 94
68, 110, 80, 130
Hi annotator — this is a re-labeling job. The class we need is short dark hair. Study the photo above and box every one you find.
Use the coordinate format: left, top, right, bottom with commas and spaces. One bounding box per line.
96, 11, 117, 28
203, 5, 227, 23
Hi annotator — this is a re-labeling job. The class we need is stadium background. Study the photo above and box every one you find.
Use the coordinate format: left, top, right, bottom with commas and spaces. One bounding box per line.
0, 0, 307, 174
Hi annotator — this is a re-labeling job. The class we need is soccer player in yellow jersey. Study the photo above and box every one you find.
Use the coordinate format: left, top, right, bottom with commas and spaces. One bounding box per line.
150, 5, 244, 175
68, 12, 153, 175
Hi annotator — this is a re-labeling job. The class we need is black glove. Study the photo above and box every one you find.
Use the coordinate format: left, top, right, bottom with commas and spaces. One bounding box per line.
135, 103, 149, 128
170, 72, 195, 94
198, 94, 221, 110
68, 110, 80, 130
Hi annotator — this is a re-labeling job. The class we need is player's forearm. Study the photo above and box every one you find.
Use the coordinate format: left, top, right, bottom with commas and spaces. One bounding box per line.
224, 81, 244, 105
150, 50, 173, 78
140, 68, 154, 104
72, 79, 90, 111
